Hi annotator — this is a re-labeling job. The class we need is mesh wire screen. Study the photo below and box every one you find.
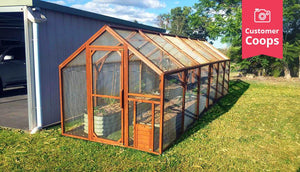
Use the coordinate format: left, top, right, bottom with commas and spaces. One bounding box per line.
217, 63, 224, 98
128, 101, 134, 147
163, 73, 183, 149
184, 69, 198, 131
62, 50, 87, 138
92, 51, 121, 96
129, 52, 160, 95
91, 31, 121, 46
200, 66, 209, 113
209, 64, 217, 105
91, 50, 122, 141
92, 97, 121, 141
224, 61, 230, 94
154, 104, 160, 153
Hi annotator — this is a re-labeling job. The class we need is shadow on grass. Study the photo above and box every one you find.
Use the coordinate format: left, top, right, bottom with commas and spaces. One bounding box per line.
164, 79, 250, 152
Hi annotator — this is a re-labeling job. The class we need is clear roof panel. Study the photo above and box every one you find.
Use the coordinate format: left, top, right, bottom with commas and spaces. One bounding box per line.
145, 33, 196, 67
163, 35, 207, 64
115, 29, 180, 71
183, 39, 216, 61
91, 31, 121, 46
198, 41, 228, 60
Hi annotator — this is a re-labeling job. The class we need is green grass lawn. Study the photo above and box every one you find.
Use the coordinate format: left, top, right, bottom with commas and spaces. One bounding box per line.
1, 79, 299, 171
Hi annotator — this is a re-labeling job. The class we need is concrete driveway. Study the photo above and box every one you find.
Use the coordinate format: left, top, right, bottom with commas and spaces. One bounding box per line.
0, 87, 28, 130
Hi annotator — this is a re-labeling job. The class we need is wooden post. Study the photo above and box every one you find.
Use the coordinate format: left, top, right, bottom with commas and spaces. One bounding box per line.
159, 74, 165, 154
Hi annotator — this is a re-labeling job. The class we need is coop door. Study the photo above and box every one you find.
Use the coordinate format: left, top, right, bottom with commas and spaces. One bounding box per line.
133, 102, 154, 151
90, 49, 124, 143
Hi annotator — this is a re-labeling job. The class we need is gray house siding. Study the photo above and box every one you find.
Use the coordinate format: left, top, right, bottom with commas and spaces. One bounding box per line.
38, 9, 107, 126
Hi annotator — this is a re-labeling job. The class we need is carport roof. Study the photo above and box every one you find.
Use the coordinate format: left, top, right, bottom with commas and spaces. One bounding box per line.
0, 0, 165, 33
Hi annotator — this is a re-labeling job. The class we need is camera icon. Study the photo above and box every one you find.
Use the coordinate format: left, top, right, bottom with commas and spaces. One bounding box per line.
254, 8, 271, 23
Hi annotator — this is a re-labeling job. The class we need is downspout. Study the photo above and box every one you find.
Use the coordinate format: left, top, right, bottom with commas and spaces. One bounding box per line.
27, 7, 47, 134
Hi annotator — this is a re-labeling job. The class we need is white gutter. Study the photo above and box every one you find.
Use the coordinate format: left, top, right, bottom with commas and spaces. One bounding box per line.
27, 7, 47, 134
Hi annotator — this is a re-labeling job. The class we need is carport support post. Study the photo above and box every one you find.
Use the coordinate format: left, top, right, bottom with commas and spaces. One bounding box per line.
31, 22, 42, 132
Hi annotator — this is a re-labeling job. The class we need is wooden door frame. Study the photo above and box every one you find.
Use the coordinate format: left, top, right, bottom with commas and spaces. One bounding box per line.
86, 46, 126, 145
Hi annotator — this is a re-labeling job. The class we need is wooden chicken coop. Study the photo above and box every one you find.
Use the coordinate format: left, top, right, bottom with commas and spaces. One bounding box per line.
59, 25, 230, 154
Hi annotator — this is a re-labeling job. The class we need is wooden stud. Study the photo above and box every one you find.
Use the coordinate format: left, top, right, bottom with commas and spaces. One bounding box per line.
128, 93, 160, 99
127, 98, 160, 105
159, 74, 165, 154
123, 45, 129, 146
86, 46, 93, 140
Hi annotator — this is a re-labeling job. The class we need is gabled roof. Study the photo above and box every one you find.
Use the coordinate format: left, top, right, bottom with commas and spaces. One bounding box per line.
0, 0, 165, 33
60, 25, 229, 75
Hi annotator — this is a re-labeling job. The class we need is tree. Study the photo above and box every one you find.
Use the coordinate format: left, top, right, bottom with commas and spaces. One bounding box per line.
191, 0, 299, 78
156, 6, 207, 39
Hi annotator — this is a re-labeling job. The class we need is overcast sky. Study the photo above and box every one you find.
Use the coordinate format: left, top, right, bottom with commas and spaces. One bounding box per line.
45, 0, 227, 48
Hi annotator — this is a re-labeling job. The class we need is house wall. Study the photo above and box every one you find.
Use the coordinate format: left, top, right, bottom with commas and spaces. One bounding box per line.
38, 9, 112, 126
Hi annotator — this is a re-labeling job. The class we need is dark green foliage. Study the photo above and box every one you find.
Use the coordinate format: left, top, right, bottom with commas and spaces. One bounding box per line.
158, 0, 300, 77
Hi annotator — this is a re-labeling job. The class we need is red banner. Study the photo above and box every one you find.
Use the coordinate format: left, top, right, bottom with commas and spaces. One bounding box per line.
242, 0, 283, 59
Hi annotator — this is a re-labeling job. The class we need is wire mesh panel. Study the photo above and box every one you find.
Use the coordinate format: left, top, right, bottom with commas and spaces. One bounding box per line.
62, 50, 87, 138
209, 64, 218, 105
200, 66, 209, 113
91, 50, 122, 141
184, 69, 198, 131
93, 97, 121, 141
163, 73, 184, 149
154, 104, 160, 153
92, 51, 121, 96
224, 61, 230, 94
217, 62, 224, 98
128, 52, 160, 95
